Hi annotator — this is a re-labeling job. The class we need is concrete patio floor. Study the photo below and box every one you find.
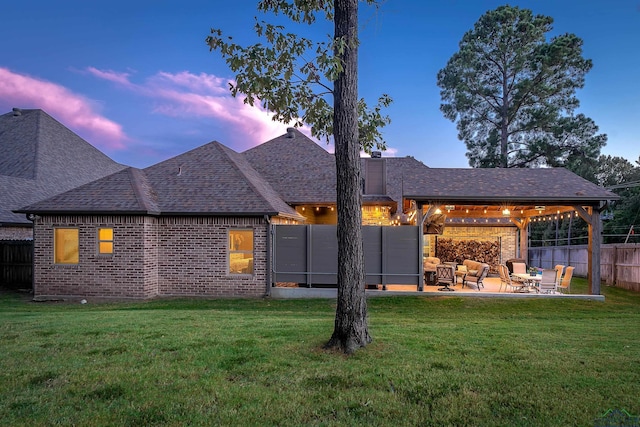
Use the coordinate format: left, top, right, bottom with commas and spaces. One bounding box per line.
271, 276, 605, 301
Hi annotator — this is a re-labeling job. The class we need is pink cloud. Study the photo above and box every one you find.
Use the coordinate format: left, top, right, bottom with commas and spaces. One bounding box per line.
0, 67, 128, 150
85, 67, 133, 86
88, 67, 319, 150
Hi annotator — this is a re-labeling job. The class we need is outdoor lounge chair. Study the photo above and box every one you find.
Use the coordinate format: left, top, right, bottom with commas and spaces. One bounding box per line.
436, 264, 456, 292
462, 264, 488, 291
557, 266, 574, 293
423, 257, 441, 286
554, 264, 565, 287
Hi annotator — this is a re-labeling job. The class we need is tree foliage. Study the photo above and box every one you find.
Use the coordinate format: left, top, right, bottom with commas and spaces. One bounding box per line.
207, 0, 389, 353
437, 5, 606, 168
206, 0, 391, 152
597, 155, 640, 243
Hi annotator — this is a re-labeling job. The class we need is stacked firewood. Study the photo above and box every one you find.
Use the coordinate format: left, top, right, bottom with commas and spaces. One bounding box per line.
436, 238, 500, 274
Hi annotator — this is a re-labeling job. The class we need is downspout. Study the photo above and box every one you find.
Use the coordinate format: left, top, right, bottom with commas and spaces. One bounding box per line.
26, 213, 37, 297
264, 215, 272, 297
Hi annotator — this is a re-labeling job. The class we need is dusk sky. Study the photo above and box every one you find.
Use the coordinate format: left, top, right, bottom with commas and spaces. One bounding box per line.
1, 1, 638, 169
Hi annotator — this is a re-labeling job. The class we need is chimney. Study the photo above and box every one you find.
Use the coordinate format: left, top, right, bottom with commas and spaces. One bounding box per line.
286, 127, 296, 138
12, 108, 22, 116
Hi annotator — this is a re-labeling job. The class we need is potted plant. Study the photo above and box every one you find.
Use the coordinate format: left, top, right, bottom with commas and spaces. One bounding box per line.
528, 267, 538, 276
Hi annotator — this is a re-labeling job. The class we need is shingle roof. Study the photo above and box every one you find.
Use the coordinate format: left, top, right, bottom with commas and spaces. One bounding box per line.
0, 109, 126, 225
16, 168, 157, 214
375, 156, 431, 207
15, 123, 618, 219
19, 140, 303, 219
244, 128, 337, 204
144, 141, 301, 216
402, 167, 619, 204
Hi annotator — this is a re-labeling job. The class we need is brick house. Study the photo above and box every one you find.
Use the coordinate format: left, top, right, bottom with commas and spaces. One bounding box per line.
17, 127, 617, 299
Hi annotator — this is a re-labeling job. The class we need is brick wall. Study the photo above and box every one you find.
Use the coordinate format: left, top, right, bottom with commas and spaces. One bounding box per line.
33, 215, 268, 300
34, 215, 152, 299
362, 206, 392, 225
156, 217, 267, 298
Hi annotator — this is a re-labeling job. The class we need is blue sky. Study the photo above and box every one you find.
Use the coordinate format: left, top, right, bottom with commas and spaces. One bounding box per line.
1, 0, 638, 169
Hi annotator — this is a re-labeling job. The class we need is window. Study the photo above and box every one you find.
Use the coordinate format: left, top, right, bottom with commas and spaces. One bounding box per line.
98, 228, 113, 254
228, 229, 254, 274
54, 228, 79, 264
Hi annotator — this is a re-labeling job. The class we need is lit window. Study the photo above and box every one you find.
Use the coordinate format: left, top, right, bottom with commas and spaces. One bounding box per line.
98, 228, 113, 254
54, 228, 79, 264
228, 229, 254, 274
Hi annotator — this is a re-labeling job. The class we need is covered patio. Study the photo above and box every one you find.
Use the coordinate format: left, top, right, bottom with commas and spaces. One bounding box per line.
271, 162, 619, 299
407, 167, 619, 296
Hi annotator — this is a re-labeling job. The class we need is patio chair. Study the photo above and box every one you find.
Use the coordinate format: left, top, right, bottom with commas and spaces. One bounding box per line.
462, 264, 488, 291
538, 269, 557, 294
498, 264, 523, 293
557, 266, 574, 294
554, 265, 564, 287
510, 262, 528, 284
436, 264, 456, 292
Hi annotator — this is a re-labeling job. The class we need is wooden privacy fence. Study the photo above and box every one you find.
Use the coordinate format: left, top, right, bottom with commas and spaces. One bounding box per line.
0, 240, 32, 289
529, 243, 640, 292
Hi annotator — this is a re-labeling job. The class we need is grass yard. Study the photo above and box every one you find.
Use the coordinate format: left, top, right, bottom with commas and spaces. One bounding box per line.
1, 279, 639, 426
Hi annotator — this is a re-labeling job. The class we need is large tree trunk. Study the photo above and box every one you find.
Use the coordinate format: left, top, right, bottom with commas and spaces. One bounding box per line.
324, 0, 371, 354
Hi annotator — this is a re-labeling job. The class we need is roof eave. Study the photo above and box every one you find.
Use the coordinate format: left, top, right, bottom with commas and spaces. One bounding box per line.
404, 195, 620, 204
13, 209, 159, 216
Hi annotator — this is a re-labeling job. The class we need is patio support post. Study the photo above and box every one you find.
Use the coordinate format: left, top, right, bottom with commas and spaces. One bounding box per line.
589, 205, 602, 295
575, 204, 602, 295
417, 202, 425, 291
509, 218, 529, 262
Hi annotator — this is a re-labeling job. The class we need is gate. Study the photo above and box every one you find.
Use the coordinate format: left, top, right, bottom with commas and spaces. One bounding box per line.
0, 240, 33, 289
272, 225, 420, 288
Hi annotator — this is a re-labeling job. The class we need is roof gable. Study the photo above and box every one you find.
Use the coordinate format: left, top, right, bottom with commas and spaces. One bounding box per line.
244, 128, 337, 204
144, 141, 301, 217
0, 109, 126, 225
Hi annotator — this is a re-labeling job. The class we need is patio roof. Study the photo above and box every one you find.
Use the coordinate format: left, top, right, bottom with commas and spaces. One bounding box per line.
403, 167, 619, 205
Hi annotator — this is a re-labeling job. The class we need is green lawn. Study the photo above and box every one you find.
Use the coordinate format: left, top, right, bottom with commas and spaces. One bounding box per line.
1, 279, 639, 426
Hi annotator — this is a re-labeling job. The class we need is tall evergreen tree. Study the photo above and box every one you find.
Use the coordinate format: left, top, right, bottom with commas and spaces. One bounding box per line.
437, 5, 605, 168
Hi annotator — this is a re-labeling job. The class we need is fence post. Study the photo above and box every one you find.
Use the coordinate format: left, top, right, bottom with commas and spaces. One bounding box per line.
612, 245, 618, 286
